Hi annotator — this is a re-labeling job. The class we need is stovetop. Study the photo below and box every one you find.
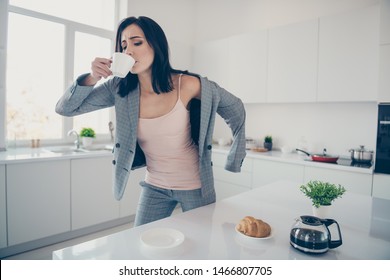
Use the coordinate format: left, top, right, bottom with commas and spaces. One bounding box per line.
329, 158, 372, 169
304, 157, 372, 169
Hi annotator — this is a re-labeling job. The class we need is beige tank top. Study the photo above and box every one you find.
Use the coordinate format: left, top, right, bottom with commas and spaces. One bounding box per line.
137, 74, 201, 190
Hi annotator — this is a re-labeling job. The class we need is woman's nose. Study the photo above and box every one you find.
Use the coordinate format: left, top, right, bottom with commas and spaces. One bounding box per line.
124, 47, 133, 56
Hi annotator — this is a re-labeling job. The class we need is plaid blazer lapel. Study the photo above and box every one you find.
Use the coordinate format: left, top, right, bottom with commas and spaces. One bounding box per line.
198, 77, 213, 157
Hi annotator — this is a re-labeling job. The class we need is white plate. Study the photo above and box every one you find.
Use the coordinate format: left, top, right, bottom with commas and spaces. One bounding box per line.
140, 228, 185, 249
235, 227, 274, 241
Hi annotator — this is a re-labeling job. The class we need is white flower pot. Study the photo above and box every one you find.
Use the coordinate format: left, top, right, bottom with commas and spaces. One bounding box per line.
312, 205, 331, 219
82, 137, 93, 148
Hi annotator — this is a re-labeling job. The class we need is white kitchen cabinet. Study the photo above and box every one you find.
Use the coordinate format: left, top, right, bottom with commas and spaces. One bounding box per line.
378, 45, 390, 102
267, 19, 318, 103
193, 32, 267, 103
372, 173, 390, 200
192, 38, 230, 89
212, 152, 252, 201
119, 167, 145, 218
6, 161, 71, 246
380, 0, 390, 45
71, 157, 119, 230
317, 5, 380, 102
228, 31, 268, 103
0, 165, 6, 249
252, 159, 305, 188
214, 180, 251, 201
304, 166, 372, 196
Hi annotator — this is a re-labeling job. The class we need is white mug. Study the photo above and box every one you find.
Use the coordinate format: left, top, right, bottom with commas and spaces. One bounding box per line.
111, 52, 135, 78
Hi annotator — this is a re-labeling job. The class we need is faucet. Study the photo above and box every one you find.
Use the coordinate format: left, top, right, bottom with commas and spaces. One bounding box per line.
108, 121, 115, 143
67, 129, 80, 149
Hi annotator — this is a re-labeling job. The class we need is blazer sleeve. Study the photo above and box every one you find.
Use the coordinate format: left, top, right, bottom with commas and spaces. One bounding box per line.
55, 73, 117, 117
215, 85, 247, 173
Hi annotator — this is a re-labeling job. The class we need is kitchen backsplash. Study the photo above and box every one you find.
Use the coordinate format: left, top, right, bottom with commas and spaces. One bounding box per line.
213, 101, 378, 158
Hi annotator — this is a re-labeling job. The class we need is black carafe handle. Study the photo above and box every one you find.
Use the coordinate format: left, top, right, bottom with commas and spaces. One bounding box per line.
323, 218, 343, 249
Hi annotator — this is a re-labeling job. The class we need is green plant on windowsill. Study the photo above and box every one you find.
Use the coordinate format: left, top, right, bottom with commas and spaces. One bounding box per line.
300, 180, 346, 208
263, 135, 273, 150
80, 127, 96, 138
264, 135, 272, 143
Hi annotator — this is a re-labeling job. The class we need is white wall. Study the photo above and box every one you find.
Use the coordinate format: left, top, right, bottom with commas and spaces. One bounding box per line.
0, 0, 8, 151
124, 0, 381, 157
126, 0, 196, 70
244, 102, 377, 156
192, 0, 381, 157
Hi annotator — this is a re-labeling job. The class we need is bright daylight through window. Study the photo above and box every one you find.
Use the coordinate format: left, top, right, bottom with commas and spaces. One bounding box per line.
5, 0, 116, 144
7, 13, 65, 140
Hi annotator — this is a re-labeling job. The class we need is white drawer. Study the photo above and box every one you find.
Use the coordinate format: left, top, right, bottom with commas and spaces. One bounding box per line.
213, 166, 252, 187
252, 159, 304, 188
212, 152, 252, 172
373, 173, 390, 200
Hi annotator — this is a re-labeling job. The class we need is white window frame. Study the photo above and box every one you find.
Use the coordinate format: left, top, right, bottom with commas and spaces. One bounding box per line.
0, 0, 127, 150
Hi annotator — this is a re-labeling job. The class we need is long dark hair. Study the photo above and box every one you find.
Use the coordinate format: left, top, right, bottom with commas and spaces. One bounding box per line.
115, 16, 180, 97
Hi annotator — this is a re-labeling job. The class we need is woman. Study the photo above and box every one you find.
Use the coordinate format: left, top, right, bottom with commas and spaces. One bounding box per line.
56, 16, 246, 226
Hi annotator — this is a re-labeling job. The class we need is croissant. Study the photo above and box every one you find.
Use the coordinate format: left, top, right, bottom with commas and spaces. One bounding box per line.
236, 216, 271, 238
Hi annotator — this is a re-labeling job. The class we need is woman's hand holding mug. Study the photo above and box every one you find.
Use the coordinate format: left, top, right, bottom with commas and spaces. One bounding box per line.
90, 57, 113, 81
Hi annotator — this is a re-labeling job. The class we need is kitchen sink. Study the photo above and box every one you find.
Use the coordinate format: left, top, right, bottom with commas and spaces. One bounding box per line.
81, 144, 113, 152
45, 144, 113, 154
45, 146, 87, 154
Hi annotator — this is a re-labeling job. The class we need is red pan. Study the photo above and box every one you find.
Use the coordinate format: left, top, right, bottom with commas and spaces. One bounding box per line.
296, 149, 339, 163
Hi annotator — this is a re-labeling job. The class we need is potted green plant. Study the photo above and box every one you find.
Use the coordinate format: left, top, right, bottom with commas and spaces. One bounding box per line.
300, 180, 346, 218
263, 135, 273, 150
80, 127, 96, 147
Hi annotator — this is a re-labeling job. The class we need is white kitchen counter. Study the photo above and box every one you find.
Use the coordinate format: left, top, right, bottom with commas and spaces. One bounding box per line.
0, 145, 112, 164
0, 145, 373, 175
214, 146, 374, 174
52, 180, 390, 260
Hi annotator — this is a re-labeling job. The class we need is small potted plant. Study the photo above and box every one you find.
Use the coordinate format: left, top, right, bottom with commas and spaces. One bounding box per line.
263, 135, 273, 150
300, 180, 346, 218
80, 127, 96, 147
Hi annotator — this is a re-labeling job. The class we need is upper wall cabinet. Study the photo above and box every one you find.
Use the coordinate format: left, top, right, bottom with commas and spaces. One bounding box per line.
228, 30, 268, 103
378, 45, 390, 102
192, 31, 267, 103
192, 38, 230, 89
380, 0, 390, 45
267, 19, 318, 103
317, 5, 380, 102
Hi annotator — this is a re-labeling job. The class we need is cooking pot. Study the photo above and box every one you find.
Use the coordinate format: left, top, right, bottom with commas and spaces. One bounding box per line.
296, 148, 339, 163
349, 145, 373, 163
290, 215, 342, 254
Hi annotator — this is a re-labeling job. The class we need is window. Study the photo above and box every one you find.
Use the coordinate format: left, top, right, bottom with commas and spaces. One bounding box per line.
10, 0, 116, 30
4, 1, 119, 146
7, 13, 65, 140
73, 32, 112, 134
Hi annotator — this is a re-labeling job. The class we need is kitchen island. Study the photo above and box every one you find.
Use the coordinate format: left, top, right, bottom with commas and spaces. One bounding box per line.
53, 180, 390, 260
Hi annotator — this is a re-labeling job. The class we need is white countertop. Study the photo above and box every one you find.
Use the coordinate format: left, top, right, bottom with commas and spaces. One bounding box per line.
52, 180, 390, 260
214, 146, 374, 174
0, 145, 374, 175
0, 145, 112, 164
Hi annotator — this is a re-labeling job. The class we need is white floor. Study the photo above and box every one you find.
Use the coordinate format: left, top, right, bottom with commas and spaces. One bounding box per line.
2, 223, 133, 260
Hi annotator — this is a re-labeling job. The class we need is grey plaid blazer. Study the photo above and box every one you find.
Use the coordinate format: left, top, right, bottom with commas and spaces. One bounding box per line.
56, 73, 246, 201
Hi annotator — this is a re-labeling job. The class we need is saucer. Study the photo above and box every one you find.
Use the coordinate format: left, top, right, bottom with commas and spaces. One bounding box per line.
140, 228, 185, 250
235, 227, 274, 241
